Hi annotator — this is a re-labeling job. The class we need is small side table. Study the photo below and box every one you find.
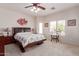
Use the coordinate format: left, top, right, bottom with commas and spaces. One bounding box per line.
3, 36, 13, 45
0, 36, 4, 56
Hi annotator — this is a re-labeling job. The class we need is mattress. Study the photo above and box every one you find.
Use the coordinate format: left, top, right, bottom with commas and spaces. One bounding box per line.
14, 32, 45, 47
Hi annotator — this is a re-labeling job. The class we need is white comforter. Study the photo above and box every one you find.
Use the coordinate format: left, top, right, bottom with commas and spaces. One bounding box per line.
14, 32, 45, 47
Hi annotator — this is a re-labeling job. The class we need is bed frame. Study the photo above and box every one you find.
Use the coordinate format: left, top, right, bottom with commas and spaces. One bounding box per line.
12, 27, 46, 52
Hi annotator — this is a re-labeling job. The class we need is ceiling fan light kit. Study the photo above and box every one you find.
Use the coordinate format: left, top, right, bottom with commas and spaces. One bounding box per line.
31, 6, 41, 13
25, 3, 46, 13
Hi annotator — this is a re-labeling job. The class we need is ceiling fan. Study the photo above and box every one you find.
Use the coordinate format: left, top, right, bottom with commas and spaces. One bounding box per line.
24, 3, 46, 10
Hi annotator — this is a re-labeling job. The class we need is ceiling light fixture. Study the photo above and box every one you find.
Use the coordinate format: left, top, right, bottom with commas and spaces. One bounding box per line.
31, 6, 40, 13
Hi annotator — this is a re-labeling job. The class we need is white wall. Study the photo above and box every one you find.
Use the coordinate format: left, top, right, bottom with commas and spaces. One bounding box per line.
0, 8, 35, 28
36, 6, 79, 45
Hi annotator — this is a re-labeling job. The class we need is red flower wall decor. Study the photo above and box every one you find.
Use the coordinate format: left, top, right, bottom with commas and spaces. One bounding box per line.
17, 18, 28, 26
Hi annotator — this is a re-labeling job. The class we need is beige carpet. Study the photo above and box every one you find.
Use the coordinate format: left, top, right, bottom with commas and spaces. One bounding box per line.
5, 40, 79, 56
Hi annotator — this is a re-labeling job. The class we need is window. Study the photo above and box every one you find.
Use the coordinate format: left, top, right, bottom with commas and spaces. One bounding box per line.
57, 20, 65, 35
38, 23, 43, 34
49, 20, 65, 35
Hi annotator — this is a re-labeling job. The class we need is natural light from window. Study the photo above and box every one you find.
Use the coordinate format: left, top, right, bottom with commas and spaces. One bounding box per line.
38, 23, 43, 34
49, 20, 65, 35
50, 21, 56, 34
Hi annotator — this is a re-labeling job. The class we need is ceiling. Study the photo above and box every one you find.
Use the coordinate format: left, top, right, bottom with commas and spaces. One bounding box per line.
0, 3, 79, 16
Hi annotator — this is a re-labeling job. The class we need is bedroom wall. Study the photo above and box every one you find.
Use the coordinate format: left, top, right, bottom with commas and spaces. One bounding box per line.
0, 8, 35, 28
0, 8, 35, 35
36, 6, 79, 45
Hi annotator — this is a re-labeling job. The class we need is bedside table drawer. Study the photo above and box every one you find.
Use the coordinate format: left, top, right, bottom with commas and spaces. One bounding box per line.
4, 36, 13, 45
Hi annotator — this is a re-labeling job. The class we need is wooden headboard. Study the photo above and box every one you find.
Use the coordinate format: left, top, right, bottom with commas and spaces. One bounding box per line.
12, 27, 31, 36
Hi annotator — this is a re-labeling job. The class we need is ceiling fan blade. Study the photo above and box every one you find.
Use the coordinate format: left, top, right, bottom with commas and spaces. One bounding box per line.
24, 5, 33, 8
32, 3, 40, 6
38, 6, 46, 10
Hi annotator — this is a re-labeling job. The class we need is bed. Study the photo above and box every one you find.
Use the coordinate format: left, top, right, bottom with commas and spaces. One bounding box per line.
12, 27, 46, 52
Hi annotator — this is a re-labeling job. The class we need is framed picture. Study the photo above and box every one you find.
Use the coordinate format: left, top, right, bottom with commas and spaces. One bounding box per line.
44, 23, 48, 27
67, 19, 76, 26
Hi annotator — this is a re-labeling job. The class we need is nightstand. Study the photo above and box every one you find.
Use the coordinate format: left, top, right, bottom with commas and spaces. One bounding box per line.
0, 36, 13, 56
0, 36, 4, 56
3, 36, 13, 45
